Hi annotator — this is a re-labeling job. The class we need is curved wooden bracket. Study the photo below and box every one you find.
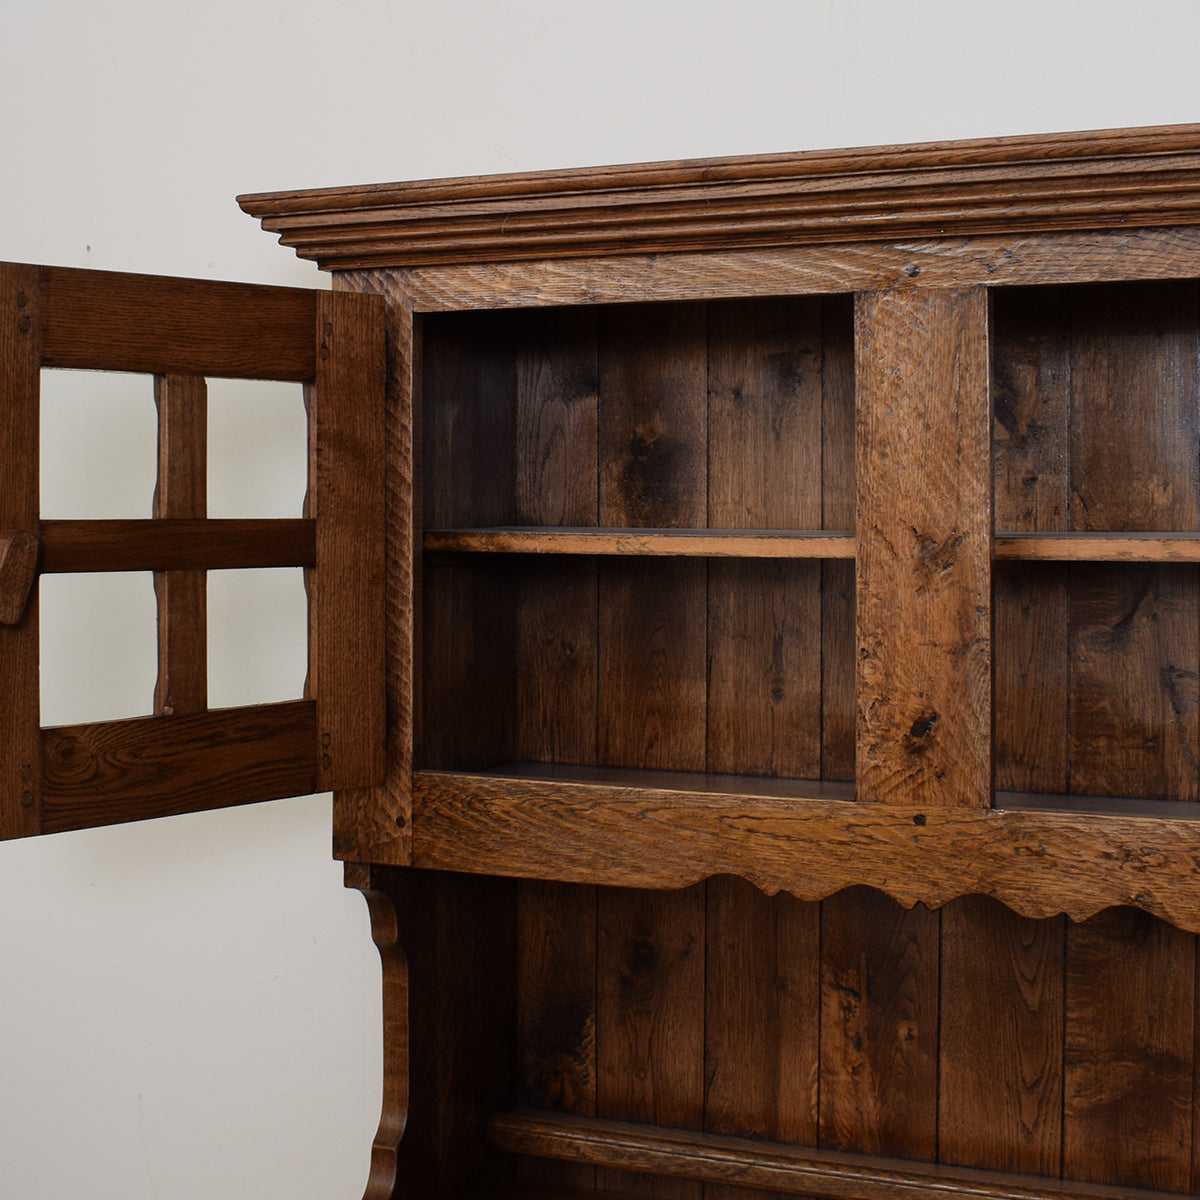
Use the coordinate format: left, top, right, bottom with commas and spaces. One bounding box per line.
344, 864, 408, 1200
0, 530, 38, 625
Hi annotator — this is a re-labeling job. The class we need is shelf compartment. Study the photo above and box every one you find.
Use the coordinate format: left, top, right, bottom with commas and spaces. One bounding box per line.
994, 531, 1200, 562
490, 1110, 1184, 1200
411, 764, 1200, 931
424, 527, 855, 558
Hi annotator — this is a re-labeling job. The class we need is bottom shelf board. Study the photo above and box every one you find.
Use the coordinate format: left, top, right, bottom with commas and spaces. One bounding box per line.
411, 764, 1200, 931
491, 1110, 1178, 1200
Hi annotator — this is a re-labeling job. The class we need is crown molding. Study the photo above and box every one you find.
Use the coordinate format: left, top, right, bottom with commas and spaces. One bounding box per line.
239, 123, 1200, 270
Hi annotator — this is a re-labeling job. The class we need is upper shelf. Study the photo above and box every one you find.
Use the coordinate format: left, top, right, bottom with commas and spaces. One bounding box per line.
237, 123, 1200, 269
424, 527, 1200, 563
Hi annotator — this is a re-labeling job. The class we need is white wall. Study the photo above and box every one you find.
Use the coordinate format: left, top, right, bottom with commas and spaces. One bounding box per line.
2, 1, 1199, 1196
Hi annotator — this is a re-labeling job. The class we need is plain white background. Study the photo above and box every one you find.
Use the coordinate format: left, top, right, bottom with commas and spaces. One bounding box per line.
2, 2, 1200, 1196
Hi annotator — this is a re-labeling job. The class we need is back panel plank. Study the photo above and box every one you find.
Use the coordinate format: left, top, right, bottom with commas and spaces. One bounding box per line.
41, 701, 318, 833
855, 287, 991, 807
819, 888, 939, 1162
705, 878, 819, 1200
40, 265, 317, 380
939, 896, 1065, 1175
596, 884, 705, 1199
1064, 909, 1194, 1191
0, 263, 40, 839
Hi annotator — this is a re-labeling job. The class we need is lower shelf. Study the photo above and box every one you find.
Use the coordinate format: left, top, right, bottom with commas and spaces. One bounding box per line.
491, 1111, 1181, 1200
411, 764, 1200, 931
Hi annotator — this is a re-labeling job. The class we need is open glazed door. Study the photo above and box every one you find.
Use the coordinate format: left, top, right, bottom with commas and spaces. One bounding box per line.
0, 262, 385, 839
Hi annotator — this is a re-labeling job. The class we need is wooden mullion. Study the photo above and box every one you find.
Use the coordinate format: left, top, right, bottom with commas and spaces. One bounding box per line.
855, 286, 992, 807
0, 263, 42, 839
154, 373, 208, 715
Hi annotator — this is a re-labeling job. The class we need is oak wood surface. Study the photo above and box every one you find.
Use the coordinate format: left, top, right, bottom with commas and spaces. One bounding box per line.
153, 373, 208, 715
489, 1110, 1185, 1200
40, 700, 318, 833
39, 264, 316, 379
239, 123, 1200, 270
309, 291, 387, 792
38, 517, 315, 572
423, 527, 855, 557
0, 262, 41, 839
856, 287, 991, 807
411, 769, 1200, 932
820, 889, 938, 1161
330, 270, 416, 862
391, 227, 1200, 313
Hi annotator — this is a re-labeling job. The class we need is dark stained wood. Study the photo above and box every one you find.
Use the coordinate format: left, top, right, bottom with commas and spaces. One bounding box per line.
707, 297, 823, 782
153, 373, 208, 715
309, 291, 386, 792
513, 306, 599, 771
0, 262, 41, 839
820, 889, 938, 1161
1064, 909, 1194, 1191
424, 527, 854, 557
518, 880, 597, 1193
704, 877, 819, 1181
375, 866, 518, 1199
330, 269, 416, 864
390, 227, 1200, 313
343, 866, 409, 1200
1068, 564, 1199, 802
39, 517, 315, 572
598, 303, 706, 530
239, 122, 1200, 270
0, 529, 38, 625
40, 700, 318, 833
821, 295, 856, 782
489, 1110, 1191, 1200
39, 265, 316, 379
410, 769, 1200, 932
596, 884, 705, 1199
856, 287, 991, 807
939, 897, 1064, 1175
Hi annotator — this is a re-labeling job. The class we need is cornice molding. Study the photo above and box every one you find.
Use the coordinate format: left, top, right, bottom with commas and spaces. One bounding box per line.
239, 123, 1200, 270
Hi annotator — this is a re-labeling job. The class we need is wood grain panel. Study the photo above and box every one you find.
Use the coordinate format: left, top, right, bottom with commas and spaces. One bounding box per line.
393, 227, 1200, 313
705, 876, 818, 1200
41, 701, 317, 833
514, 306, 599, 769
822, 296, 856, 782
1064, 909, 1194, 1191
596, 884, 705, 1199
0, 262, 40, 839
425, 528, 853, 556
1068, 564, 1200, 802
819, 888, 939, 1161
856, 287, 991, 807
939, 896, 1064, 1174
40, 265, 316, 380
153, 373, 207, 715
310, 291, 386, 791
518, 880, 597, 1193
0, 531, 37, 626
598, 303, 706, 530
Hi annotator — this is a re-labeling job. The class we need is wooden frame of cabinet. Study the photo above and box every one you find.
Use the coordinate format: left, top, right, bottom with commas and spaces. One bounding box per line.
9, 122, 1200, 1200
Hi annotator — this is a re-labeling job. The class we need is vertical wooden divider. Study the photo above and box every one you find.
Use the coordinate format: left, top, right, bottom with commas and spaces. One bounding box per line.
153, 374, 208, 716
309, 291, 386, 792
855, 286, 991, 808
596, 302, 707, 1199
0, 263, 41, 838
